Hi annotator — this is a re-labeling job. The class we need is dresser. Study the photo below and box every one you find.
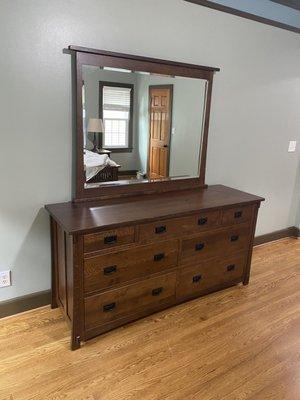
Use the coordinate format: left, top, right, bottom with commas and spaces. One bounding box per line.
46, 185, 264, 350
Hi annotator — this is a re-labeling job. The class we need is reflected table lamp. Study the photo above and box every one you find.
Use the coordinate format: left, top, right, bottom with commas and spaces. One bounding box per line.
87, 118, 104, 152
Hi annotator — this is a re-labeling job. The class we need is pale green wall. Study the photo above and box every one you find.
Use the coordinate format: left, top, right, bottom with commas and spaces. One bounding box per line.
0, 0, 299, 301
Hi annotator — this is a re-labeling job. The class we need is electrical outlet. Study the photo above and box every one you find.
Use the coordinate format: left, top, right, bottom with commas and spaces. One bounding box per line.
288, 141, 297, 152
0, 270, 11, 288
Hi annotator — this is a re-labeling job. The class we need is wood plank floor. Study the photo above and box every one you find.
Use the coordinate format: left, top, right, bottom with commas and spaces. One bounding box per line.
0, 238, 299, 400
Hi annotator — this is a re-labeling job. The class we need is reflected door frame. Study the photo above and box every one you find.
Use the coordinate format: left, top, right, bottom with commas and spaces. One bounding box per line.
147, 85, 173, 179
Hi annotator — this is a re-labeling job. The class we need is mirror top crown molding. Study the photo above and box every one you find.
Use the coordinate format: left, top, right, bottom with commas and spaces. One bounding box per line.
69, 45, 220, 202
68, 45, 220, 73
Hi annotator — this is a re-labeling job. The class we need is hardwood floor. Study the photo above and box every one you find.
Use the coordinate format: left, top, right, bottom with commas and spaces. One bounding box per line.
0, 238, 299, 400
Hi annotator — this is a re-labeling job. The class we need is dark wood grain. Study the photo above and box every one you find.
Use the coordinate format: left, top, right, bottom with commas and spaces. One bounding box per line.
68, 45, 220, 72
176, 252, 246, 299
71, 234, 85, 350
199, 78, 213, 186
84, 226, 135, 253
45, 185, 264, 234
70, 48, 218, 201
243, 204, 259, 285
46, 185, 263, 349
84, 271, 177, 330
50, 217, 58, 309
180, 223, 251, 263
84, 239, 179, 293
221, 204, 253, 225
139, 210, 220, 243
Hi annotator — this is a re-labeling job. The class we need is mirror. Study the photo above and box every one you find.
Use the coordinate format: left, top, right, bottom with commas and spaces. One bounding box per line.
82, 65, 208, 188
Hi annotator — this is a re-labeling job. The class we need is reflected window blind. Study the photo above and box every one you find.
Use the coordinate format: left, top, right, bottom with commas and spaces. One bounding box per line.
102, 86, 132, 148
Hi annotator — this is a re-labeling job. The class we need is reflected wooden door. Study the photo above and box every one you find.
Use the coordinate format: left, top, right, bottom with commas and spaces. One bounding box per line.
148, 85, 173, 179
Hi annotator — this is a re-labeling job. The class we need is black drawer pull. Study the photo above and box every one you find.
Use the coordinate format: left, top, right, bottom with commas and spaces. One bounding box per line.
154, 253, 165, 261
152, 287, 163, 296
104, 235, 117, 244
193, 274, 202, 283
227, 264, 235, 272
230, 235, 239, 242
103, 302, 116, 312
198, 217, 208, 225
155, 225, 166, 234
195, 243, 205, 251
234, 211, 243, 219
103, 265, 117, 275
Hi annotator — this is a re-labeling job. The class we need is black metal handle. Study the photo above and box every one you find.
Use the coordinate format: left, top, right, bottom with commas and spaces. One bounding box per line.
104, 235, 117, 244
155, 225, 166, 234
163, 144, 168, 148
234, 211, 243, 219
103, 265, 117, 275
154, 253, 165, 261
198, 217, 208, 226
192, 274, 202, 283
195, 243, 205, 251
227, 264, 235, 272
230, 235, 239, 242
152, 287, 163, 296
103, 302, 116, 312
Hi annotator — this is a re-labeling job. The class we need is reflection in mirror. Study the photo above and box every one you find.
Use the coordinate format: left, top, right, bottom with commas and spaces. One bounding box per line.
82, 65, 207, 188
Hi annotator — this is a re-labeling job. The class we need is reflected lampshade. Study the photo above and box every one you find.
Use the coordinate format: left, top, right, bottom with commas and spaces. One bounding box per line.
87, 118, 104, 133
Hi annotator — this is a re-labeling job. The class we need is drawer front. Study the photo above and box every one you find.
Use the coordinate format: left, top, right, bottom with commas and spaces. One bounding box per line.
220, 224, 252, 255
84, 239, 179, 293
221, 206, 253, 226
85, 272, 177, 329
84, 226, 135, 253
139, 211, 220, 243
181, 223, 251, 263
177, 253, 246, 299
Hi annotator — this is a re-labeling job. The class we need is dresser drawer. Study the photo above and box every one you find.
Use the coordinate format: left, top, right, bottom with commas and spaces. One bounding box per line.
177, 253, 246, 299
85, 272, 177, 329
84, 239, 179, 293
84, 226, 135, 253
220, 224, 252, 255
139, 211, 220, 243
181, 223, 251, 263
221, 205, 253, 226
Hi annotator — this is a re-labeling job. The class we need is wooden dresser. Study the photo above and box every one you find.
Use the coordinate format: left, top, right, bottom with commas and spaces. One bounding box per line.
46, 185, 264, 350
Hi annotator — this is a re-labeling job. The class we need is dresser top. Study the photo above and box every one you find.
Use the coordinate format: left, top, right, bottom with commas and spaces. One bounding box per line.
45, 185, 264, 234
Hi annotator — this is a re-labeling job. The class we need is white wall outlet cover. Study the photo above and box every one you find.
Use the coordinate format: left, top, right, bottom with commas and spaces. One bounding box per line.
0, 270, 11, 288
288, 141, 297, 152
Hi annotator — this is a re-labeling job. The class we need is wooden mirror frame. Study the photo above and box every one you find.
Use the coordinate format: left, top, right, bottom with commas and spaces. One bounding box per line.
69, 45, 220, 201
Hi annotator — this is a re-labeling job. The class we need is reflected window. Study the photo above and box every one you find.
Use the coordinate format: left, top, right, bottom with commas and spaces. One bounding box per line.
99, 82, 133, 151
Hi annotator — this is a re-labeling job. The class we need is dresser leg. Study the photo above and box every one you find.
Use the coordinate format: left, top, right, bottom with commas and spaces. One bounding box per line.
51, 297, 58, 309
50, 217, 59, 309
243, 277, 250, 285
71, 335, 81, 350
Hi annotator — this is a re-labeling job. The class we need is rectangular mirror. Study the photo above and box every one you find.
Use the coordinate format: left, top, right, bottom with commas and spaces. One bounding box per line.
70, 47, 219, 200
82, 65, 208, 188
